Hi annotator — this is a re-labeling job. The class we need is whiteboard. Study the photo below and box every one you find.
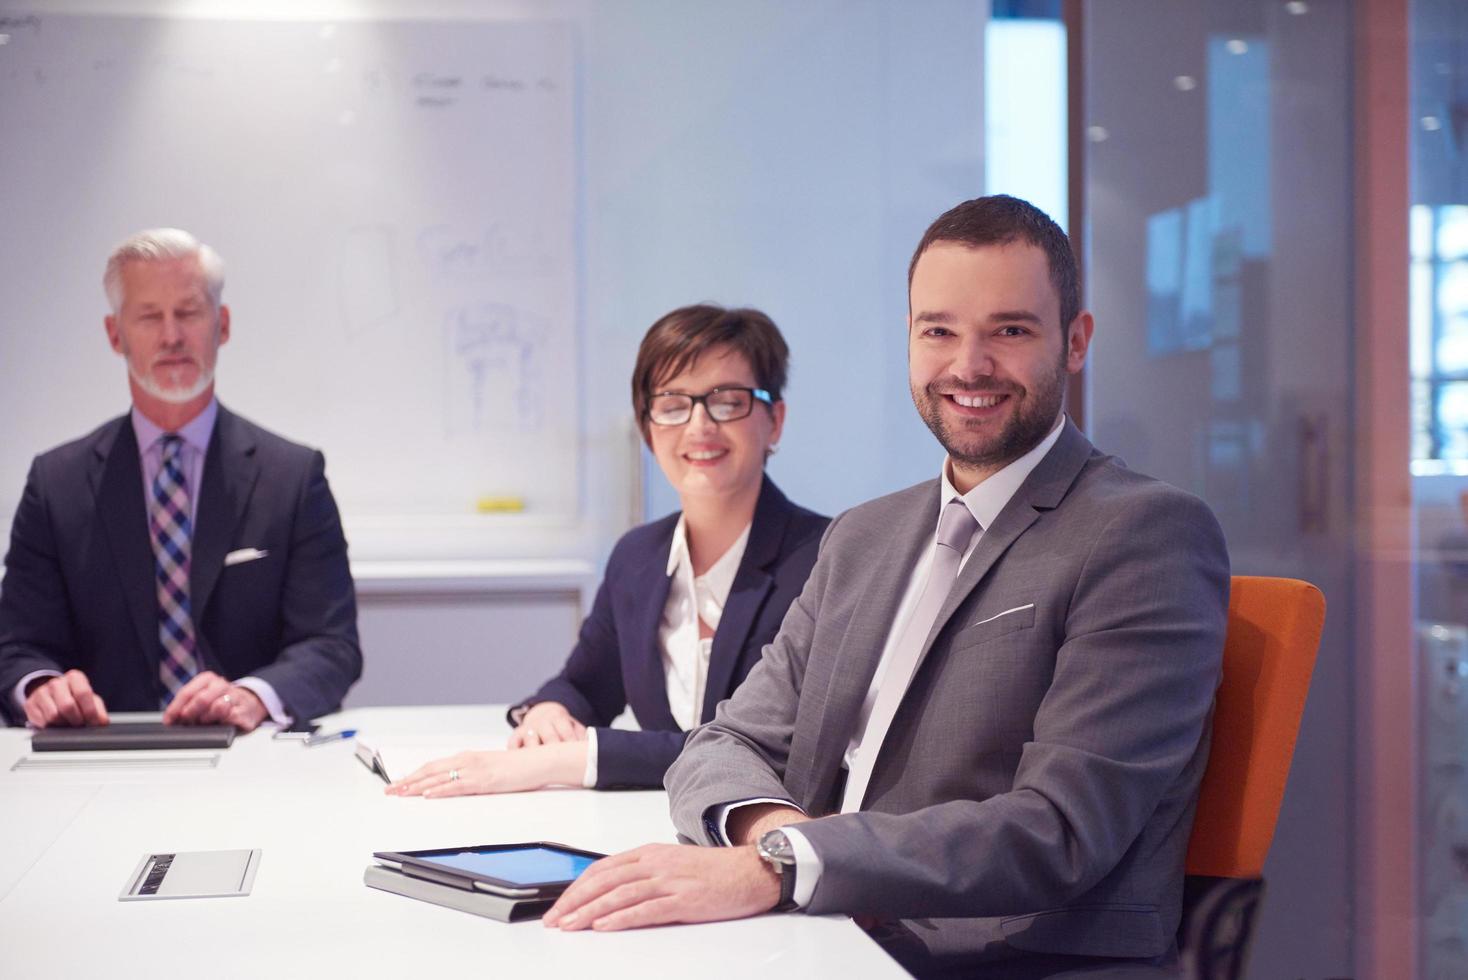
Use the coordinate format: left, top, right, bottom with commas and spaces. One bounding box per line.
0, 14, 579, 547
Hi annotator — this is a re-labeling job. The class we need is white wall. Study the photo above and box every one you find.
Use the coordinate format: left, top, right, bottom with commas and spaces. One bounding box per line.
0, 0, 988, 699
592, 2, 989, 520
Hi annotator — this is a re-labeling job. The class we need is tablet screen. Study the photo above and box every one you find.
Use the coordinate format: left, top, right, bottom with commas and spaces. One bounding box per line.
418, 846, 597, 885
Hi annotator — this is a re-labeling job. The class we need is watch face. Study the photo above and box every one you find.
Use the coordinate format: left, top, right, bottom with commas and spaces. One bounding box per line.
758, 830, 796, 864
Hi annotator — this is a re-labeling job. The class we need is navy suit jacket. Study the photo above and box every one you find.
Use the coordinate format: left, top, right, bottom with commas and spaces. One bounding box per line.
0, 405, 362, 723
515, 478, 827, 789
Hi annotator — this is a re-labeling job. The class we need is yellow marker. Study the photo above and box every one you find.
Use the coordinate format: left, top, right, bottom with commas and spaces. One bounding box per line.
476, 496, 525, 513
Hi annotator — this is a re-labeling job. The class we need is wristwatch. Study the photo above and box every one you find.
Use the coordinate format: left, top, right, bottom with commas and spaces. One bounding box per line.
756, 829, 799, 912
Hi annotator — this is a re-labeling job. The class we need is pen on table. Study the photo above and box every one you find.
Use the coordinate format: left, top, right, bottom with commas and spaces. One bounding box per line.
304, 728, 356, 747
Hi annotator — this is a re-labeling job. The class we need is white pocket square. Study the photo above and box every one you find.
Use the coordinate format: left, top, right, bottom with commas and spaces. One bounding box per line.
971, 602, 1035, 627
224, 548, 270, 567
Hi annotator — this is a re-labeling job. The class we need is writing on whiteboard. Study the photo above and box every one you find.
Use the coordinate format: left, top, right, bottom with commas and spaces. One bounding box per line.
414, 71, 461, 108
444, 304, 547, 435
417, 224, 555, 280
0, 15, 41, 33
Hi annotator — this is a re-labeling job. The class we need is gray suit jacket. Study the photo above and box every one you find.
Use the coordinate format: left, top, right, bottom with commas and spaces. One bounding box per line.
666, 421, 1229, 968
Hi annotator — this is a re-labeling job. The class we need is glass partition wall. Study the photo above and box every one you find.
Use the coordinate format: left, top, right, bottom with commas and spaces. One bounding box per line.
1079, 2, 1358, 975
1412, 2, 1468, 978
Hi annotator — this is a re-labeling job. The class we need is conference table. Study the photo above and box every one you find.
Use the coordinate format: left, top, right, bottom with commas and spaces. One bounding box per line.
0, 705, 905, 978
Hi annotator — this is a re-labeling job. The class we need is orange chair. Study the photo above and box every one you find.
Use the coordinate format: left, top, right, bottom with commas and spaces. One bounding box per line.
1178, 576, 1326, 980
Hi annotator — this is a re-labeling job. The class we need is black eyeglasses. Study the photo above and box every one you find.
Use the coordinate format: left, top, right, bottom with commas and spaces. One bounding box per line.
646, 386, 773, 426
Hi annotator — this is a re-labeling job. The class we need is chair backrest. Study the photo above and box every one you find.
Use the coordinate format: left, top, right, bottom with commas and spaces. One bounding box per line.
1185, 576, 1326, 878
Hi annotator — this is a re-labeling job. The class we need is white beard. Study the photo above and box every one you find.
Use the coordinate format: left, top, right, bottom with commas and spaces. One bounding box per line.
128, 359, 215, 404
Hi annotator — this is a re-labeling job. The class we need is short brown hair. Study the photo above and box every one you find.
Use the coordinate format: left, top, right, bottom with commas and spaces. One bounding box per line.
631, 304, 789, 439
908, 195, 1080, 330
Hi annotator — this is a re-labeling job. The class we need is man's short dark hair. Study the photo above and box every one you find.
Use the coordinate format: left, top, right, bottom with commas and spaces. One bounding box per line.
908, 195, 1080, 329
631, 304, 789, 441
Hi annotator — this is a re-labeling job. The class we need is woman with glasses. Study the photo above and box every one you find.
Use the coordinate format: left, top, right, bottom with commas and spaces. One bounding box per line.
387, 305, 828, 797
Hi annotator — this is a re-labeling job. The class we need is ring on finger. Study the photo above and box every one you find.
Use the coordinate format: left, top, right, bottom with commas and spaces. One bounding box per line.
449, 769, 460, 782
221, 693, 234, 706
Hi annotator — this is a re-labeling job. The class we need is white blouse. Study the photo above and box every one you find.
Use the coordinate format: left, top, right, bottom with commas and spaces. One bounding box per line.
659, 516, 752, 731
581, 516, 751, 787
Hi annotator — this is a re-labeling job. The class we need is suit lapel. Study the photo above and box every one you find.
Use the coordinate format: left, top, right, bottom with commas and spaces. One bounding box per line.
926, 422, 1094, 641
190, 407, 259, 651
789, 482, 941, 813
793, 423, 1096, 811
700, 478, 787, 722
94, 418, 159, 679
628, 521, 678, 731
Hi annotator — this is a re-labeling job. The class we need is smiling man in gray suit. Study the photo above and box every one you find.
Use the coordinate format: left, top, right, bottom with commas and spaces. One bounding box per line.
543, 196, 1229, 977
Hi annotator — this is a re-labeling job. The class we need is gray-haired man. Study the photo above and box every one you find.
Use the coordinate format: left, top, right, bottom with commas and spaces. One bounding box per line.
0, 229, 361, 731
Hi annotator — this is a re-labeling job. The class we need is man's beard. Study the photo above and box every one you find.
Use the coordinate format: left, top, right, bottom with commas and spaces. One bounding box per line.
912, 359, 1066, 473
128, 353, 215, 404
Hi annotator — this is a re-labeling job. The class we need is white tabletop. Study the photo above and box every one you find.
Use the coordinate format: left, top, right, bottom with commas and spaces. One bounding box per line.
0, 706, 904, 979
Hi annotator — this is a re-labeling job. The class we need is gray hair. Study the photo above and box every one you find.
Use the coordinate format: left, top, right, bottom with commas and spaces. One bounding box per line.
102, 228, 226, 313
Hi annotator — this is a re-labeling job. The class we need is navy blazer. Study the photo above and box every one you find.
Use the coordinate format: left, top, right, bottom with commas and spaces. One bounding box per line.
0, 405, 362, 723
515, 477, 827, 789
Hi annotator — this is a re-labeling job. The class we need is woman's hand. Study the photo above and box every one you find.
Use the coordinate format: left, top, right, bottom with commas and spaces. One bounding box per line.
509, 701, 587, 748
385, 742, 588, 798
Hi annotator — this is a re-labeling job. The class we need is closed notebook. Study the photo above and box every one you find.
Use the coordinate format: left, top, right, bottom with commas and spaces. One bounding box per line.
363, 864, 555, 923
31, 722, 235, 752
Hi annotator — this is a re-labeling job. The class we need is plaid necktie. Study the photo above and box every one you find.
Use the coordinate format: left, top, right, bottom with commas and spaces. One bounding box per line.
150, 434, 199, 705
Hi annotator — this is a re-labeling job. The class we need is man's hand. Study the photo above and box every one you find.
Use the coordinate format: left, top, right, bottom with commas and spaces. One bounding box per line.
24, 670, 109, 728
508, 701, 586, 748
543, 844, 780, 932
725, 802, 811, 846
162, 672, 268, 731
385, 742, 587, 798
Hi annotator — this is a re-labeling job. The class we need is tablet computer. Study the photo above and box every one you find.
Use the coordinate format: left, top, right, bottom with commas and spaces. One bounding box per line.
373, 842, 605, 898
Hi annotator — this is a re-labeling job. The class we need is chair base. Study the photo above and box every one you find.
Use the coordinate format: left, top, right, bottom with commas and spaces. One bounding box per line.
1178, 875, 1265, 980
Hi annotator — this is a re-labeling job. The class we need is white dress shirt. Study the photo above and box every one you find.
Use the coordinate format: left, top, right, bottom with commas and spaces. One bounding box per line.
581, 517, 750, 787
12, 399, 289, 725
725, 417, 1068, 908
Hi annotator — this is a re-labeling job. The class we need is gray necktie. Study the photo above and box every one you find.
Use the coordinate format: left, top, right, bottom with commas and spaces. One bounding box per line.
842, 497, 980, 812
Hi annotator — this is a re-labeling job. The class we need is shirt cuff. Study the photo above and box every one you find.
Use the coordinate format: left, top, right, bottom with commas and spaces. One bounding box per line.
13, 670, 61, 719
778, 826, 822, 909
711, 797, 804, 846
234, 677, 291, 727
582, 727, 599, 788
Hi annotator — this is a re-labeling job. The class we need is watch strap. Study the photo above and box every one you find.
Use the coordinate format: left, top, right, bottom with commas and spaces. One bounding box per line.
758, 829, 799, 912
773, 860, 798, 912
